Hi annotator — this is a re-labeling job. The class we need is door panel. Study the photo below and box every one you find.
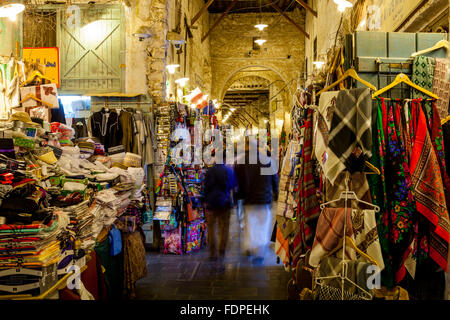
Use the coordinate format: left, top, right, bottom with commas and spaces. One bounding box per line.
57, 5, 124, 94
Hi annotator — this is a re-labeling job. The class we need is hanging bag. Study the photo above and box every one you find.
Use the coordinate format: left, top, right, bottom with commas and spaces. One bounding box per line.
108, 225, 122, 256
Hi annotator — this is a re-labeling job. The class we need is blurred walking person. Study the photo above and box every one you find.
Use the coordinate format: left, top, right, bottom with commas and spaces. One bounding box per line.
204, 152, 236, 264
235, 140, 278, 265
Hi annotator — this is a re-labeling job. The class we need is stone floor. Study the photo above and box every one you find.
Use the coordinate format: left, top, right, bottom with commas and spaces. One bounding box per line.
135, 205, 290, 300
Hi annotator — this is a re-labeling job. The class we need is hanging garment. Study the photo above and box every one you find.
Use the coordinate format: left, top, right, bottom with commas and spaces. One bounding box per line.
90, 108, 123, 152
315, 256, 374, 300
292, 108, 320, 269
315, 91, 342, 183
275, 215, 295, 267
325, 172, 372, 208
133, 111, 146, 165
143, 112, 155, 165
309, 207, 354, 267
51, 99, 67, 124
385, 99, 417, 284
118, 110, 137, 153
368, 98, 393, 287
410, 99, 450, 272
443, 122, 450, 177
73, 118, 88, 140
327, 88, 372, 184
412, 55, 435, 120
426, 100, 450, 215
309, 207, 384, 270
122, 230, 147, 299
432, 58, 450, 119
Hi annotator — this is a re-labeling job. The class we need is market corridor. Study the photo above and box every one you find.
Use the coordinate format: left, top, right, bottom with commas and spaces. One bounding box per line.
135, 205, 290, 300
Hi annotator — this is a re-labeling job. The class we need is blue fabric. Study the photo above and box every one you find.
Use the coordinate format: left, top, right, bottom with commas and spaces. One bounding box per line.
204, 164, 236, 209
202, 101, 215, 115
108, 225, 122, 256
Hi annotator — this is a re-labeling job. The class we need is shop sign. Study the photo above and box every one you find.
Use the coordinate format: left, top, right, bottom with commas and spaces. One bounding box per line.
22, 47, 60, 88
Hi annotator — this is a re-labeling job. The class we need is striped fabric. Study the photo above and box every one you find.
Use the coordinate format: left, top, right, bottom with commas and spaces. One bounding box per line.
292, 108, 320, 269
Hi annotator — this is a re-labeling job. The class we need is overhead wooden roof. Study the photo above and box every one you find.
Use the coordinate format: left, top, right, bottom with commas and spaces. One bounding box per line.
207, 0, 303, 14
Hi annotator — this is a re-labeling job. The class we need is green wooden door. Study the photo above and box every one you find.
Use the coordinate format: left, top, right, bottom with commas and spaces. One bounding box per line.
57, 4, 125, 94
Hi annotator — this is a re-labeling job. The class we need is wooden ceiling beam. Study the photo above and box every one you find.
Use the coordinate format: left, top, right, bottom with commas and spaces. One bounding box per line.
270, 3, 310, 39
201, 0, 238, 43
295, 0, 317, 17
191, 0, 215, 26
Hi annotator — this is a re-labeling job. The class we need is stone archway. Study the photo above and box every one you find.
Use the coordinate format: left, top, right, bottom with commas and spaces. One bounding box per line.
217, 64, 292, 102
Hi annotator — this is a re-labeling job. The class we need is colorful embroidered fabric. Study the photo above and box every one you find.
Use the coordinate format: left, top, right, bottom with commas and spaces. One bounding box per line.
384, 100, 416, 284
292, 108, 320, 269
410, 99, 450, 272
432, 58, 450, 119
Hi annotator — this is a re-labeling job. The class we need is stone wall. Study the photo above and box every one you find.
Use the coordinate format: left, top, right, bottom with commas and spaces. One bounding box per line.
165, 0, 212, 100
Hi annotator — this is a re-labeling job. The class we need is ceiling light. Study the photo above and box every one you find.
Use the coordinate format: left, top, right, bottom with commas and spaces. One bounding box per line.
166, 64, 180, 74
230, 108, 236, 112
254, 39, 267, 46
313, 61, 325, 68
263, 119, 269, 124
358, 19, 366, 29
254, 23, 268, 31
175, 77, 189, 87
333, 0, 352, 12
0, 1, 24, 21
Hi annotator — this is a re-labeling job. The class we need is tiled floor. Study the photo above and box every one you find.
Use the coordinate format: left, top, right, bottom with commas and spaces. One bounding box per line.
135, 205, 290, 300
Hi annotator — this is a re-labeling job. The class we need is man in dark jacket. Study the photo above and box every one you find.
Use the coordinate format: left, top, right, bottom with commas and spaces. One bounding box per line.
204, 155, 236, 262
234, 140, 278, 265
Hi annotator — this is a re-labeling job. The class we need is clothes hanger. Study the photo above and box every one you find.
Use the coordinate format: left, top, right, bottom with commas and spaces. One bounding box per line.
372, 73, 439, 100
320, 189, 380, 212
316, 68, 377, 96
441, 115, 450, 125
321, 235, 379, 267
19, 93, 54, 108
364, 162, 381, 175
20, 70, 53, 87
411, 40, 449, 57
315, 172, 377, 300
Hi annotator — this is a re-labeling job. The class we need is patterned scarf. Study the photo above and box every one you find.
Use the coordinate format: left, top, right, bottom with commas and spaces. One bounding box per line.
412, 55, 436, 121
315, 91, 341, 184
410, 99, 450, 272
384, 100, 416, 283
432, 58, 450, 119
292, 108, 320, 269
328, 88, 372, 185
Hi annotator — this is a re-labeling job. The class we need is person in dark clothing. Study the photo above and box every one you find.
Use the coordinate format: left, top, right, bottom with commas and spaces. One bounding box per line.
204, 155, 236, 262
234, 140, 279, 265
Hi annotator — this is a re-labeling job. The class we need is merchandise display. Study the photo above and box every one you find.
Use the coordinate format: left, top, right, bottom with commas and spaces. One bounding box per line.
275, 54, 450, 300
0, 74, 152, 299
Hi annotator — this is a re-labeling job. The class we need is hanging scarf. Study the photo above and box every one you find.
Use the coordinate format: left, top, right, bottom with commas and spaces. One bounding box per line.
427, 99, 450, 210
292, 108, 320, 269
412, 55, 435, 121
315, 91, 341, 183
327, 88, 372, 185
384, 99, 416, 284
431, 58, 450, 120
367, 98, 393, 286
410, 99, 450, 272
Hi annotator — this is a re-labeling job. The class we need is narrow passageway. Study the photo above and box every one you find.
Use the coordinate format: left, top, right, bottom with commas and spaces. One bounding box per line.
135, 205, 290, 300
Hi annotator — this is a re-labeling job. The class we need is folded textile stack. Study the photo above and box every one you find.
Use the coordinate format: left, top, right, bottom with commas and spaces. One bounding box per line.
90, 188, 132, 239
60, 200, 95, 250
0, 215, 63, 269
